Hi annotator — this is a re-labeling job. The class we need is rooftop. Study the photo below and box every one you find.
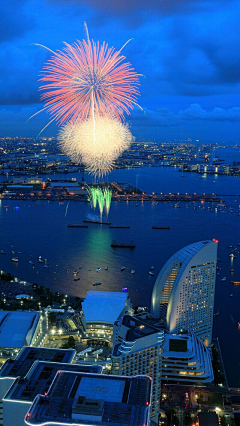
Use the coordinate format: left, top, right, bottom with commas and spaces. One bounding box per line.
162, 334, 192, 357
83, 291, 129, 325
0, 346, 75, 379
0, 311, 41, 348
25, 371, 151, 426
198, 411, 219, 426
4, 361, 101, 402
122, 315, 162, 341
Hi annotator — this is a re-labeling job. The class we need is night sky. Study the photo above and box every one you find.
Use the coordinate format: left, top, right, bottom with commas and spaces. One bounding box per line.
1, 0, 240, 142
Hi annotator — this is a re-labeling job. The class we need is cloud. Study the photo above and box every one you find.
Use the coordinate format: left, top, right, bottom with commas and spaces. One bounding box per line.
179, 104, 240, 121
50, 0, 232, 16
0, 1, 34, 43
129, 104, 240, 129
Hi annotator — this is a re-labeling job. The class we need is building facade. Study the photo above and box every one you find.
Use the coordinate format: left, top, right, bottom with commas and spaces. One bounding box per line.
111, 315, 164, 418
111, 315, 214, 418
151, 240, 217, 345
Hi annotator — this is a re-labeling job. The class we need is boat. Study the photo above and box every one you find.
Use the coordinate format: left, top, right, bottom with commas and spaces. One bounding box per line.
230, 254, 236, 258
228, 246, 233, 248
230, 294, 233, 297
93, 282, 101, 286
149, 271, 154, 276
111, 239, 136, 248
29, 261, 34, 265
96, 268, 101, 272
42, 264, 49, 268
12, 257, 18, 262
38, 256, 44, 263
74, 277, 80, 281
73, 270, 79, 274
231, 268, 234, 272
214, 311, 220, 316
121, 266, 126, 271
152, 226, 170, 229
221, 277, 227, 282
105, 266, 108, 270
232, 281, 240, 285
0, 250, 6, 255
150, 266, 155, 270
122, 287, 128, 292
131, 270, 135, 274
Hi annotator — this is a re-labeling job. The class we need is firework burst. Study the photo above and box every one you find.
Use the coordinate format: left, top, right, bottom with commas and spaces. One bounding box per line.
37, 35, 140, 126
58, 116, 133, 175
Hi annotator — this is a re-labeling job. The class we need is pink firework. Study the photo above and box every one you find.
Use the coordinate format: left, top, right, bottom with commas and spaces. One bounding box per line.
38, 38, 140, 126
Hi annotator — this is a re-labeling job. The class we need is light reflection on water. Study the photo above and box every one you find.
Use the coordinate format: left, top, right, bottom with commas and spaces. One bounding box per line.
0, 167, 239, 386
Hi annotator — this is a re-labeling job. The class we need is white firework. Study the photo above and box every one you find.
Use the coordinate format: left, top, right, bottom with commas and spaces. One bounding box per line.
58, 116, 133, 175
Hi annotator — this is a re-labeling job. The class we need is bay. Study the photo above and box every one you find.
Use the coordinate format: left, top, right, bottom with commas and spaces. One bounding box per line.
0, 166, 239, 386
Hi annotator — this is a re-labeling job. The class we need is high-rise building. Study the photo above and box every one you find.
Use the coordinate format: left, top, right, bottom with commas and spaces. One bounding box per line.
111, 314, 214, 419
112, 315, 164, 418
24, 371, 152, 426
151, 240, 217, 345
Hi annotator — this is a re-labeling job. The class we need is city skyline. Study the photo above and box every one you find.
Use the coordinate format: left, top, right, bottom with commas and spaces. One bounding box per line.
1, 0, 240, 142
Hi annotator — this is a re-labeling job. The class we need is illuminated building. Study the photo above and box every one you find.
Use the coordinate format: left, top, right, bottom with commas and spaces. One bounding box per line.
161, 332, 214, 383
24, 371, 151, 426
151, 240, 218, 345
83, 291, 133, 340
111, 315, 214, 419
3, 361, 100, 426
0, 346, 75, 426
111, 315, 164, 418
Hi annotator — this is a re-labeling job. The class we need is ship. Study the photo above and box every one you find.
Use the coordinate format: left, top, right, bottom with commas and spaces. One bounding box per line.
68, 224, 88, 228
109, 226, 130, 229
152, 226, 170, 229
12, 257, 18, 262
111, 239, 136, 248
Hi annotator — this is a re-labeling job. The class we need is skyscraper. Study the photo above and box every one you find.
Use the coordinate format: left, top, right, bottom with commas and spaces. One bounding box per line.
151, 240, 217, 345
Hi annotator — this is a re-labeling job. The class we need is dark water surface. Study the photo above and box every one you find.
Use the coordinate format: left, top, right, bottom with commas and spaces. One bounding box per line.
0, 166, 239, 386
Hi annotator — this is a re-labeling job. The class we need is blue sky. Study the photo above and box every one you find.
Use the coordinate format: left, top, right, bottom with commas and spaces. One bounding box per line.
1, 0, 240, 142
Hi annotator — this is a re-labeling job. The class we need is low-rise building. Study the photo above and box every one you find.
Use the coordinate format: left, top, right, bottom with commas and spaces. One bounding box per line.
24, 371, 152, 426
0, 311, 42, 359
161, 333, 214, 383
0, 346, 75, 426
83, 291, 133, 339
3, 361, 101, 426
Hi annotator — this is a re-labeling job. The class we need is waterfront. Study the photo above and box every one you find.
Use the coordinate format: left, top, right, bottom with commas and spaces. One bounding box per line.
0, 166, 239, 386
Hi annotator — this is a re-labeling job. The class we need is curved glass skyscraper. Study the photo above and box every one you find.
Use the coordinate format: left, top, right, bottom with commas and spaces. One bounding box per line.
151, 240, 218, 346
